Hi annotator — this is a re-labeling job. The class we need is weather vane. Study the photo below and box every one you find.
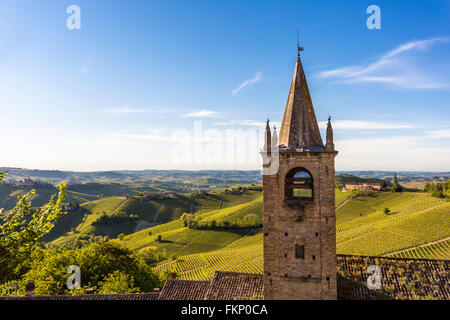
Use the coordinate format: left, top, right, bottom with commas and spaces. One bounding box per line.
297, 30, 304, 58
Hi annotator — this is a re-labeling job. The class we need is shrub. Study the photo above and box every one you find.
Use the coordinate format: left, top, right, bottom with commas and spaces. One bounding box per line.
20, 241, 161, 295
98, 270, 139, 294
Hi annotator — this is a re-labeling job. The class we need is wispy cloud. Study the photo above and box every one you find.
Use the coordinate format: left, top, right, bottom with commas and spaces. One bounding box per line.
214, 119, 283, 128
109, 127, 170, 142
316, 37, 450, 89
214, 119, 266, 127
182, 109, 218, 118
426, 129, 450, 139
232, 72, 262, 96
106, 107, 162, 114
318, 120, 414, 130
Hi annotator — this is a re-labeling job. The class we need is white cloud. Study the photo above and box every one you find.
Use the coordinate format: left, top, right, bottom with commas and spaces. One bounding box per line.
214, 119, 282, 129
108, 127, 170, 142
426, 129, 450, 139
335, 133, 450, 170
232, 72, 262, 95
318, 120, 414, 130
316, 37, 450, 89
109, 133, 170, 142
182, 110, 218, 118
105, 107, 161, 114
214, 119, 265, 127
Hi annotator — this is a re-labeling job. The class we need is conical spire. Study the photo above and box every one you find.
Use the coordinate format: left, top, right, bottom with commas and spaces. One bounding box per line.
325, 116, 335, 151
278, 52, 324, 150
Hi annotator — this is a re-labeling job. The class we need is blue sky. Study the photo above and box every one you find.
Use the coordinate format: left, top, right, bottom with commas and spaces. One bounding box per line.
0, 0, 449, 171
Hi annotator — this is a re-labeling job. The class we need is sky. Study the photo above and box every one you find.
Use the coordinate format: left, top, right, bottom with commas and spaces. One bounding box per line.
0, 0, 449, 171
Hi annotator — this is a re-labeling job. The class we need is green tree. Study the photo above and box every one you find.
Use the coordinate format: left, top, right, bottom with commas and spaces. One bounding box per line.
0, 170, 67, 281
98, 270, 139, 294
140, 248, 167, 266
391, 172, 403, 192
21, 241, 161, 295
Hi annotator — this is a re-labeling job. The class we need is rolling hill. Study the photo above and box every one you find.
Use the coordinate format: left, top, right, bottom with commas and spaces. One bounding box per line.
130, 190, 450, 280
47, 186, 262, 246
5, 172, 447, 280
0, 168, 263, 192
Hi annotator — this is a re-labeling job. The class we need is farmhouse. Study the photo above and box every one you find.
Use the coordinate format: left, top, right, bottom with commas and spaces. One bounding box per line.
140, 192, 177, 201
345, 182, 382, 191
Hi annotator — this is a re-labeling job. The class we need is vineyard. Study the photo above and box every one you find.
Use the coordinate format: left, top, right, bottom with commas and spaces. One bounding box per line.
116, 196, 264, 257
49, 188, 262, 247
110, 191, 450, 281
154, 243, 263, 280
387, 238, 450, 260
336, 195, 450, 256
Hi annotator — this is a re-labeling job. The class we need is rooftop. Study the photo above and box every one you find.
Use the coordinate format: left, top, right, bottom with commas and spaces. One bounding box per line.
1, 255, 448, 300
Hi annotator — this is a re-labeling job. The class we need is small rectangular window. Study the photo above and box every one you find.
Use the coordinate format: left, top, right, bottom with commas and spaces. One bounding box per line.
295, 244, 304, 259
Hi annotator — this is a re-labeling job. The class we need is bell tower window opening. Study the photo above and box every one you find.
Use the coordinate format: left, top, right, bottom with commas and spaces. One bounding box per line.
285, 168, 314, 201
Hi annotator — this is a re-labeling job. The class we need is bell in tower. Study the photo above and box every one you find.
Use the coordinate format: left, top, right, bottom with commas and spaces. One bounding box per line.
262, 35, 338, 300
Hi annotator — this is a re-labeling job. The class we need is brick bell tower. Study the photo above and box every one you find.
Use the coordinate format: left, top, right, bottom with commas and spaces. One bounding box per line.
262, 40, 338, 300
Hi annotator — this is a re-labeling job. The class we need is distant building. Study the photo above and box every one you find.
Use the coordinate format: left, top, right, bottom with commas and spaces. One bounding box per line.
141, 192, 177, 201
345, 182, 382, 191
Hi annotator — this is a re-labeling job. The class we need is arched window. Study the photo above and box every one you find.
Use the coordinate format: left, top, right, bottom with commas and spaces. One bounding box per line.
285, 168, 314, 201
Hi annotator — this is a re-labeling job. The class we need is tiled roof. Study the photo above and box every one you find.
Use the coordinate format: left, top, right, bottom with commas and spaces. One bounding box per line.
1, 255, 448, 300
337, 254, 450, 300
0, 293, 160, 301
158, 279, 210, 300
278, 55, 324, 149
204, 271, 264, 300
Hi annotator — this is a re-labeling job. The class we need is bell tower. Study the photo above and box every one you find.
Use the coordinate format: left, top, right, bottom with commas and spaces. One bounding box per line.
262, 40, 338, 300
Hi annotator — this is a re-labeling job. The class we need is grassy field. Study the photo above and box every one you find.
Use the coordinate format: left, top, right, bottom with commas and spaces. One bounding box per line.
48, 187, 262, 246
113, 196, 263, 257
127, 191, 450, 280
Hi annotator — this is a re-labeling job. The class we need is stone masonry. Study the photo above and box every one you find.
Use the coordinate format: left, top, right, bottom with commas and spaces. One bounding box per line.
262, 50, 338, 300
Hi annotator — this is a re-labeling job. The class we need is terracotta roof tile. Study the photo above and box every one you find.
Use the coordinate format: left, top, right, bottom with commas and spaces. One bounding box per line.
0, 293, 160, 301
158, 279, 210, 300
337, 254, 450, 300
1, 255, 448, 300
204, 271, 264, 300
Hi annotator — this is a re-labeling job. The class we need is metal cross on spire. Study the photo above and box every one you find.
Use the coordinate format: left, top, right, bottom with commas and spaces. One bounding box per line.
297, 30, 304, 58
